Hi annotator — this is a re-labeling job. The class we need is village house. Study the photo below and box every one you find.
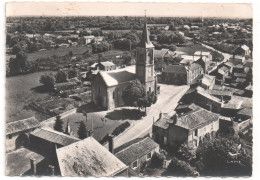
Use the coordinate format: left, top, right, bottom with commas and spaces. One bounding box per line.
97, 61, 116, 71
56, 137, 129, 177
115, 137, 159, 172
200, 74, 215, 90
235, 44, 251, 56
161, 63, 203, 85
194, 87, 222, 113
92, 22, 157, 110
153, 106, 219, 148
30, 128, 80, 157
6, 117, 40, 152
236, 107, 252, 121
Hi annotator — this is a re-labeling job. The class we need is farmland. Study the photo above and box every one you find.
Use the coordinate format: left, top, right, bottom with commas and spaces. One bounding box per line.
26, 46, 88, 62
6, 71, 54, 123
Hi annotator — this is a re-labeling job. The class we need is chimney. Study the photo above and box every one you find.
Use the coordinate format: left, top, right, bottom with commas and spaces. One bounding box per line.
30, 158, 37, 175
209, 104, 213, 112
88, 130, 93, 137
159, 111, 163, 120
173, 114, 178, 124
49, 165, 55, 176
108, 134, 114, 154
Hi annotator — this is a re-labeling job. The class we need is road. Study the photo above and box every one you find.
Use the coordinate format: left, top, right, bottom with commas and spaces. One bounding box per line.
104, 84, 189, 149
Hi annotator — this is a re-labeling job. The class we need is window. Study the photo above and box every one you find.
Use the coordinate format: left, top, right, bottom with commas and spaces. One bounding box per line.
147, 152, 152, 160
132, 160, 138, 169
149, 87, 151, 92
113, 90, 116, 99
194, 129, 198, 137
98, 87, 101, 94
8, 135, 12, 139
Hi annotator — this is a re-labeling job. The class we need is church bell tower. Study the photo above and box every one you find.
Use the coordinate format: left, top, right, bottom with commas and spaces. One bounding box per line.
136, 21, 156, 93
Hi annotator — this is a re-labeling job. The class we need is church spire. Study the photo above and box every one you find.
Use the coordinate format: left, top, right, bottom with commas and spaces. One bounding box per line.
138, 10, 154, 48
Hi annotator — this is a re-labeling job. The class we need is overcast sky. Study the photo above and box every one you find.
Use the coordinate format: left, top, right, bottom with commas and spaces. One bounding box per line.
6, 2, 252, 18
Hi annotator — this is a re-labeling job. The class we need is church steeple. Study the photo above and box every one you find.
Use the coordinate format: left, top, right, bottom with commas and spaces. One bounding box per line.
138, 10, 154, 48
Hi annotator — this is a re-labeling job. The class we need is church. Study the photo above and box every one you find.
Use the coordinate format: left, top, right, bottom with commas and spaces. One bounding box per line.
91, 22, 157, 110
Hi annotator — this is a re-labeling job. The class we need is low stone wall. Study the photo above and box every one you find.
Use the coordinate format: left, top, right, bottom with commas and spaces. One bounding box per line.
40, 108, 77, 125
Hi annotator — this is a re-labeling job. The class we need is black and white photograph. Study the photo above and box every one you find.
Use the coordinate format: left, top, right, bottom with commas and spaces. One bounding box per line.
4, 1, 255, 177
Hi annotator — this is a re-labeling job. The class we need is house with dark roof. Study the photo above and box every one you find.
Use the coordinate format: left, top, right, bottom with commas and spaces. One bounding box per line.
115, 137, 159, 172
153, 107, 219, 148
97, 61, 116, 71
30, 128, 80, 157
6, 117, 40, 152
161, 63, 203, 85
56, 137, 129, 177
236, 107, 252, 121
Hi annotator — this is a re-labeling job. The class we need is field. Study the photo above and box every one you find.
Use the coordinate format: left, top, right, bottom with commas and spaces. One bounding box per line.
6, 71, 54, 123
176, 42, 213, 55
26, 46, 88, 61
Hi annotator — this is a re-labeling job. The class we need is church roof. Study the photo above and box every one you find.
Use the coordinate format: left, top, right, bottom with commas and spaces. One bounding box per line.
99, 66, 136, 87
138, 22, 154, 48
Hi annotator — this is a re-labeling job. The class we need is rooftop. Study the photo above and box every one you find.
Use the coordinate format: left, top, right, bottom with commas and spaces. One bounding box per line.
99, 66, 136, 87
30, 128, 80, 146
6, 117, 40, 135
197, 87, 221, 103
154, 49, 169, 58
194, 51, 211, 56
163, 65, 187, 74
237, 107, 252, 117
175, 108, 219, 130
201, 74, 215, 86
56, 137, 128, 177
100, 61, 115, 67
208, 89, 232, 96
115, 137, 159, 165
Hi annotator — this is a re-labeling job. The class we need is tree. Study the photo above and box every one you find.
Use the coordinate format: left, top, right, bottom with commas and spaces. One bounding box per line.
40, 74, 55, 90
211, 51, 224, 62
68, 68, 78, 79
77, 121, 88, 139
9, 51, 28, 75
196, 135, 252, 176
164, 157, 199, 176
12, 44, 21, 55
150, 152, 166, 168
55, 70, 68, 83
177, 144, 196, 163
122, 79, 145, 110
54, 115, 63, 132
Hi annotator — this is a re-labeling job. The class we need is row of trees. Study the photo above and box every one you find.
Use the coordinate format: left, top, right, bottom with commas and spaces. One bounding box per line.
40, 69, 78, 90
157, 32, 186, 45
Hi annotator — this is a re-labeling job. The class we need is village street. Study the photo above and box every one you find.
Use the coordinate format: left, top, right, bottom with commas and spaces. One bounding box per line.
104, 84, 189, 149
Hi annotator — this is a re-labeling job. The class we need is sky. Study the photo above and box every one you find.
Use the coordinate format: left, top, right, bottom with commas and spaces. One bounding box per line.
6, 2, 252, 19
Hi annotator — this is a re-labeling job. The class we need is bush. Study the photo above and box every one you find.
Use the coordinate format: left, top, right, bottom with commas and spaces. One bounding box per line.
149, 152, 165, 168
99, 121, 130, 144
112, 121, 130, 136
164, 157, 199, 177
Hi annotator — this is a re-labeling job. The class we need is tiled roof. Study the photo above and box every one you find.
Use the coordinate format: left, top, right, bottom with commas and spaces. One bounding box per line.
234, 73, 247, 78
194, 51, 211, 56
100, 61, 115, 67
115, 137, 159, 165
90, 63, 98, 68
31, 128, 80, 146
197, 87, 221, 103
201, 74, 215, 86
99, 68, 136, 87
237, 107, 252, 117
189, 63, 202, 71
208, 89, 232, 96
163, 65, 187, 74
154, 49, 169, 58
56, 137, 127, 177
6, 117, 40, 135
175, 108, 219, 130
